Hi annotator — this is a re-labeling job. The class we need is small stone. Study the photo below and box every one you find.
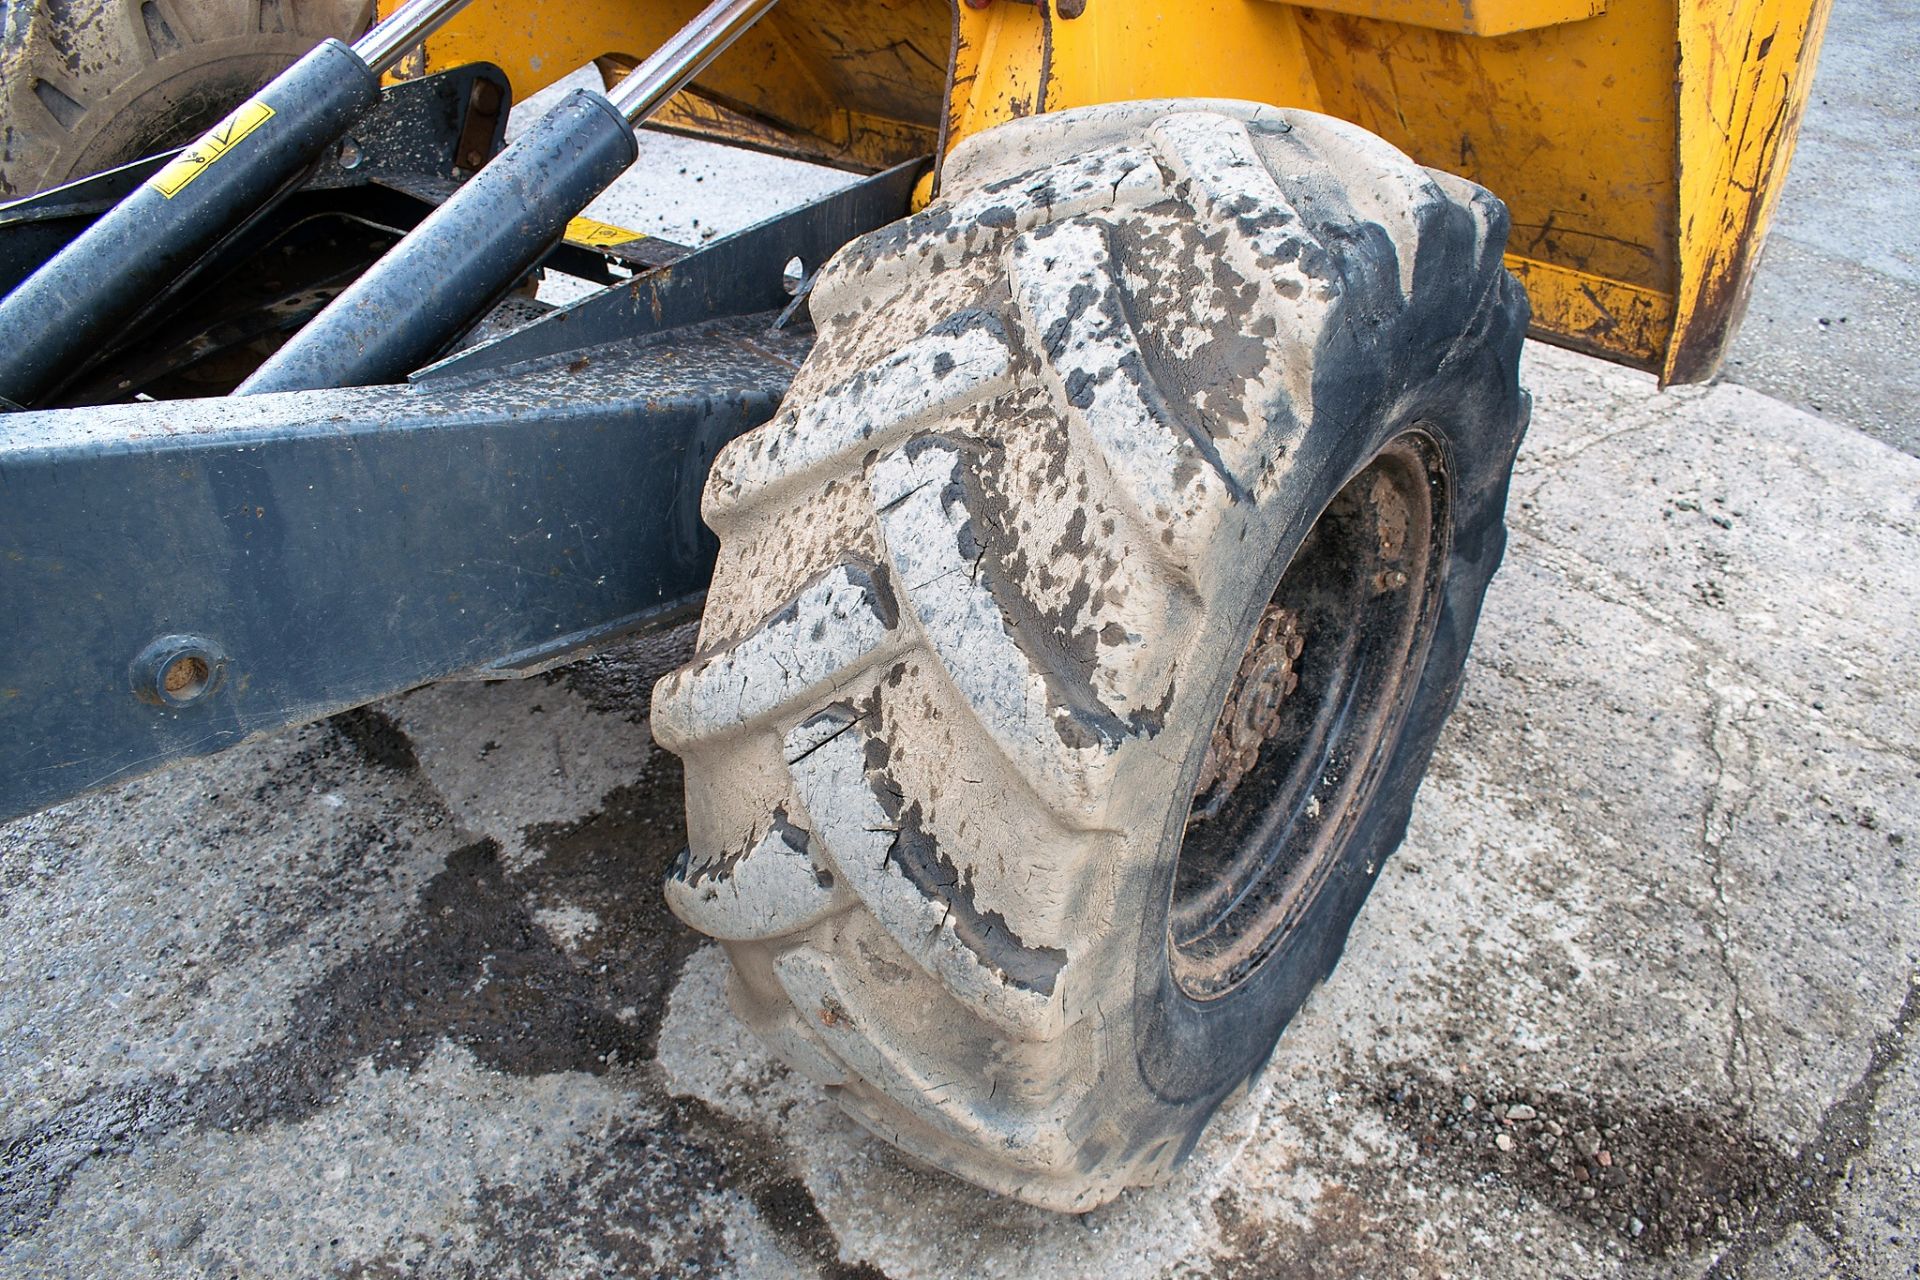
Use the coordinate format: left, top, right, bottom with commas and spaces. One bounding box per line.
1546, 1120, 1565, 1137
1630, 1217, 1645, 1238
1597, 1150, 1613, 1167
1462, 1094, 1478, 1112
1507, 1103, 1538, 1122
1580, 1186, 1597, 1201
1574, 1127, 1603, 1158
1496, 1133, 1515, 1152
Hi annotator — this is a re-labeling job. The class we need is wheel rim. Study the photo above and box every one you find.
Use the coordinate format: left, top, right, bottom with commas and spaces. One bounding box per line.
1169, 430, 1451, 1000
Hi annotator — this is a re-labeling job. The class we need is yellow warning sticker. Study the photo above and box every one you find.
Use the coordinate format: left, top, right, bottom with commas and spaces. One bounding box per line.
564, 216, 647, 249
149, 99, 276, 199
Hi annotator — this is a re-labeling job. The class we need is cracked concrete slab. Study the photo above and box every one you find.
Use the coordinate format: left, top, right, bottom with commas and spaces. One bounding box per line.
4, 336, 1913, 1278
5, 18, 1919, 1273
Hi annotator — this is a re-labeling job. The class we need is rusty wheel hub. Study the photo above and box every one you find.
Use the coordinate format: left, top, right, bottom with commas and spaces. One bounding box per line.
1169, 431, 1451, 1000
1191, 605, 1305, 818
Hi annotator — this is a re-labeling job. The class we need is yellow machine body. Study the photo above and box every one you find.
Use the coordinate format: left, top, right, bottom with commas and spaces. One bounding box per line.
392, 0, 1830, 384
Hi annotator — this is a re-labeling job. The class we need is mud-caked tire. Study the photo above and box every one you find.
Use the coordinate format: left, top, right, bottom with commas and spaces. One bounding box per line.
1, 0, 370, 197
652, 99, 1531, 1210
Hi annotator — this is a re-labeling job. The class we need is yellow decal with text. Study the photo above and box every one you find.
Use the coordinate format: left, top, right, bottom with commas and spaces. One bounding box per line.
149, 99, 276, 198
564, 216, 647, 249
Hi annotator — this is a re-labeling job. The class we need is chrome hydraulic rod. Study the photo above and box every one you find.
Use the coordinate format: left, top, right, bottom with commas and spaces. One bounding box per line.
0, 0, 480, 407
351, 0, 476, 75
604, 0, 780, 121
236, 0, 780, 396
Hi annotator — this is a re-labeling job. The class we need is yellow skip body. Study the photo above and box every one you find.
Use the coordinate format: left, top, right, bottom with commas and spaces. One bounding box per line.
390, 0, 1829, 383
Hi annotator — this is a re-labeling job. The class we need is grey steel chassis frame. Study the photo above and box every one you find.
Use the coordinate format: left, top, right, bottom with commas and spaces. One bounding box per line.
0, 88, 922, 820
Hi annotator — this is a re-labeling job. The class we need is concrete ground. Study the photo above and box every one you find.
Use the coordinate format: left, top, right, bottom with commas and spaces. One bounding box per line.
4, 10, 1918, 1279
1722, 0, 1919, 455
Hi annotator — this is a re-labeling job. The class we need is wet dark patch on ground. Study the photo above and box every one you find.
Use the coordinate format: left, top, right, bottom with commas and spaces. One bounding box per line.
327, 706, 422, 773
202, 807, 427, 968
465, 1091, 886, 1280
1371, 1067, 1789, 1256
467, 1091, 736, 1279
1, 752, 702, 1237
666, 1095, 889, 1280
547, 623, 700, 722
1706, 976, 1919, 1278
218, 748, 698, 1107
0, 1079, 193, 1240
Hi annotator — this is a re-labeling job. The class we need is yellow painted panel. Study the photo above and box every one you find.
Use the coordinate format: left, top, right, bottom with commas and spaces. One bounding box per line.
386, 0, 944, 172
1292, 0, 1679, 303
950, 0, 1323, 153
948, 0, 1686, 370
1506, 256, 1672, 373
372, 0, 1830, 381
1666, 0, 1833, 383
383, 0, 653, 98
1275, 0, 1607, 38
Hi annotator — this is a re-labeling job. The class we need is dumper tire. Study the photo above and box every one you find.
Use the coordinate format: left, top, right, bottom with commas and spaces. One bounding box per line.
0, 0, 370, 198
652, 99, 1531, 1211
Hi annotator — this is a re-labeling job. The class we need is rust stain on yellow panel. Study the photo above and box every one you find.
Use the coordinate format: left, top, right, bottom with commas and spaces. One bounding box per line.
1506, 256, 1672, 373
1665, 0, 1833, 384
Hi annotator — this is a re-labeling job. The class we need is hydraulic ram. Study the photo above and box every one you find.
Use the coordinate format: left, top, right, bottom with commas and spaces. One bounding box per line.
0, 0, 475, 407
235, 0, 781, 396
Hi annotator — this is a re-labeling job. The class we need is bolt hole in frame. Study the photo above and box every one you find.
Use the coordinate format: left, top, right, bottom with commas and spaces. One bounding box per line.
781, 254, 807, 294
131, 635, 229, 709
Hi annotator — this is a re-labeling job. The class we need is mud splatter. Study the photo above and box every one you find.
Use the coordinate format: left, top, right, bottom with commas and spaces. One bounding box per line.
550, 622, 701, 722
327, 707, 421, 773
1372, 1068, 1788, 1256
1, 754, 698, 1237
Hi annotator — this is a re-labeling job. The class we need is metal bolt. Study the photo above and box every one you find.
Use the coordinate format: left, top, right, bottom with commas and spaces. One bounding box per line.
338, 137, 364, 170
132, 635, 226, 708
